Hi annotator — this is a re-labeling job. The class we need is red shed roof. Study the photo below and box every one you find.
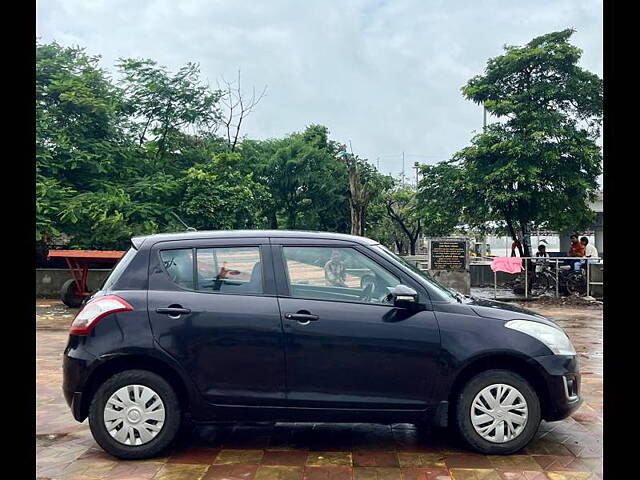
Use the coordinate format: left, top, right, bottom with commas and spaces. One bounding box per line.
47, 250, 125, 260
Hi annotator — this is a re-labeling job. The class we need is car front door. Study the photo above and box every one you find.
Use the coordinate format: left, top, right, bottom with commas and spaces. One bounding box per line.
272, 239, 441, 410
147, 238, 286, 406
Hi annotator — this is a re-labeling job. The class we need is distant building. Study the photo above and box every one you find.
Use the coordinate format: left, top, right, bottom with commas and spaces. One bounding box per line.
590, 191, 603, 256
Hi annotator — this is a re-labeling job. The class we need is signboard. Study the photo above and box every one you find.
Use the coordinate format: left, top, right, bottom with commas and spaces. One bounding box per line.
430, 240, 467, 270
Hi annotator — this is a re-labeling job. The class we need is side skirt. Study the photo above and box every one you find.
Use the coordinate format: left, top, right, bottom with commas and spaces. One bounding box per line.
190, 404, 435, 424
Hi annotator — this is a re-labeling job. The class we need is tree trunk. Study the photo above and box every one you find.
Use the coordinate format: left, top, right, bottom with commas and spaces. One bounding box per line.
346, 162, 369, 237
521, 222, 532, 257
270, 211, 278, 229
361, 208, 366, 236
505, 216, 524, 257
350, 205, 366, 236
288, 209, 296, 229
409, 238, 417, 255
350, 204, 362, 236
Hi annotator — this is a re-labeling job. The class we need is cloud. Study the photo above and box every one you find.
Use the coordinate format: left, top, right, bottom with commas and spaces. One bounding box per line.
36, 0, 603, 177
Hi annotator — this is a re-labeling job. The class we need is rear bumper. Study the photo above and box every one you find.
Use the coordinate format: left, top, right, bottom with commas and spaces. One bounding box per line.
62, 340, 95, 422
529, 355, 582, 421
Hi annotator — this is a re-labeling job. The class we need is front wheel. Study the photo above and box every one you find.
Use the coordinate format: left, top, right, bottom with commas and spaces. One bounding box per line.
88, 370, 181, 459
455, 369, 541, 454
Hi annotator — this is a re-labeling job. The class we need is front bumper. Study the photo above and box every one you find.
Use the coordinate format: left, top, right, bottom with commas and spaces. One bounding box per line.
529, 354, 582, 421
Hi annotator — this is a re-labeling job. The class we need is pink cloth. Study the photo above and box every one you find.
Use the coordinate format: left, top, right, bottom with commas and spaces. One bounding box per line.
490, 256, 523, 274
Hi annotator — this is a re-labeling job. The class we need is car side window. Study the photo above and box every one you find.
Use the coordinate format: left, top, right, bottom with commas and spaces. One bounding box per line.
160, 249, 194, 290
196, 247, 263, 294
282, 246, 399, 305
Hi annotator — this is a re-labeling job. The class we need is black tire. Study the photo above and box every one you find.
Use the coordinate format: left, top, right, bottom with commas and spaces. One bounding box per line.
529, 272, 550, 296
88, 370, 181, 459
566, 272, 586, 296
60, 279, 84, 308
455, 369, 541, 455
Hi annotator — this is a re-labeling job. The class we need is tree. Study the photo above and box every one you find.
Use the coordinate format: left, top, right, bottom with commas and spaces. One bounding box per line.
35, 39, 398, 252
366, 206, 408, 254
383, 186, 422, 255
36, 41, 139, 247
219, 70, 267, 152
340, 153, 393, 236
258, 125, 350, 231
117, 58, 223, 167
415, 163, 464, 237
36, 42, 228, 249
179, 153, 272, 230
439, 29, 602, 256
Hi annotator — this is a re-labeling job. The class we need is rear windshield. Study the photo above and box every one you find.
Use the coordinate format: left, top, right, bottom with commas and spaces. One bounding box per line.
102, 247, 137, 291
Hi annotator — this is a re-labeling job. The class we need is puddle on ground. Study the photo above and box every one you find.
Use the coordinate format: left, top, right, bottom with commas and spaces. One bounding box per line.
36, 433, 68, 447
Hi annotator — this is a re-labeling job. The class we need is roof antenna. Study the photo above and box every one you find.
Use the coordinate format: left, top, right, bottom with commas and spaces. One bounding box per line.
170, 212, 197, 232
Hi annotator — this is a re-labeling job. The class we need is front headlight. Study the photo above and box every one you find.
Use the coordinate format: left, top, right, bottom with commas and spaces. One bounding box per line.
505, 320, 576, 355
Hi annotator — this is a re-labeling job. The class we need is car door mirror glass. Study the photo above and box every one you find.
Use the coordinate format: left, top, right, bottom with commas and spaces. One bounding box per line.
387, 284, 419, 307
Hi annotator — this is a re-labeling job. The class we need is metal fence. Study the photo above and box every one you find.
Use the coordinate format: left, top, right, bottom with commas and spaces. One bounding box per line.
490, 256, 603, 300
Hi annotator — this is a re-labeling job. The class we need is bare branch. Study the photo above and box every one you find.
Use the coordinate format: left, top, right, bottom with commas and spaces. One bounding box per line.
218, 69, 267, 151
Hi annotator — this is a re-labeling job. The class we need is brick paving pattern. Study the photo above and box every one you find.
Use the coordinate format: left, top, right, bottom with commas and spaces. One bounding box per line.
36, 299, 603, 479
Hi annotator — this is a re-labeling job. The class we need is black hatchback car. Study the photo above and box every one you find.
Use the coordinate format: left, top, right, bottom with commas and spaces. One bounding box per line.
63, 230, 581, 459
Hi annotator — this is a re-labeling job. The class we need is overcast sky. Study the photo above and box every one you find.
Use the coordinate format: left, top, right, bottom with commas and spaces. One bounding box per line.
36, 0, 602, 179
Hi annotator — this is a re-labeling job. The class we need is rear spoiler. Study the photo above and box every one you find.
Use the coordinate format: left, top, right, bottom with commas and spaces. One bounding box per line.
131, 236, 145, 250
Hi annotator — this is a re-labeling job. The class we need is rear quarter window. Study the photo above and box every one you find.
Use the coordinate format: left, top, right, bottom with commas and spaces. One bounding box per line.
102, 247, 138, 291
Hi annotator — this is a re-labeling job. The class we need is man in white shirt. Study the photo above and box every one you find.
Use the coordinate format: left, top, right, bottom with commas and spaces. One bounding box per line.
580, 237, 599, 262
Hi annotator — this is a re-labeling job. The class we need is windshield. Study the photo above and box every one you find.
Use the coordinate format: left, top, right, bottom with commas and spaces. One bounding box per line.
372, 244, 459, 301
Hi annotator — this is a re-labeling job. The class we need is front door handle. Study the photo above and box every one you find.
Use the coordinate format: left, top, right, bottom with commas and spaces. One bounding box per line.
156, 307, 191, 316
284, 312, 319, 323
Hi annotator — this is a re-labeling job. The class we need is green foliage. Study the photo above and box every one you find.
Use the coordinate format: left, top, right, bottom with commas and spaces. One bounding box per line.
179, 153, 272, 230
117, 58, 224, 168
36, 41, 223, 248
416, 163, 463, 237
259, 125, 351, 231
35, 41, 361, 248
419, 29, 603, 255
36, 41, 137, 246
341, 152, 394, 236
37, 32, 602, 256
382, 185, 423, 255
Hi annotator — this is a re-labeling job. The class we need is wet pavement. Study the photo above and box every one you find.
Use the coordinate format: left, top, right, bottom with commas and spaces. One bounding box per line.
36, 299, 603, 479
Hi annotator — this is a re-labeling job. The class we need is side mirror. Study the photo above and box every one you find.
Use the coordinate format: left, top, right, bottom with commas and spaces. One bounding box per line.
388, 284, 419, 307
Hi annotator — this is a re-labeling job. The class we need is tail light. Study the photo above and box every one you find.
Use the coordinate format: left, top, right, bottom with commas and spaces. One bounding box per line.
69, 295, 133, 335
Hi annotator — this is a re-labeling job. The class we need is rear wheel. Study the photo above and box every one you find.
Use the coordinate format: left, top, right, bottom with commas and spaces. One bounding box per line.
61, 279, 84, 308
88, 370, 181, 459
455, 369, 541, 454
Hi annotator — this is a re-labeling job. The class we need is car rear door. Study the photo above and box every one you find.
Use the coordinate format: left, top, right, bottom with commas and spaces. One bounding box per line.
272, 238, 441, 410
147, 237, 287, 406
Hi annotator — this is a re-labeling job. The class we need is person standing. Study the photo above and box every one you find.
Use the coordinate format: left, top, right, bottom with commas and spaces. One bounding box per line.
511, 239, 522, 257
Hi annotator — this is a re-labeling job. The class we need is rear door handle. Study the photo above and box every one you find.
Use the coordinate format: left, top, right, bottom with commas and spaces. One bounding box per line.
156, 307, 191, 315
284, 313, 319, 322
